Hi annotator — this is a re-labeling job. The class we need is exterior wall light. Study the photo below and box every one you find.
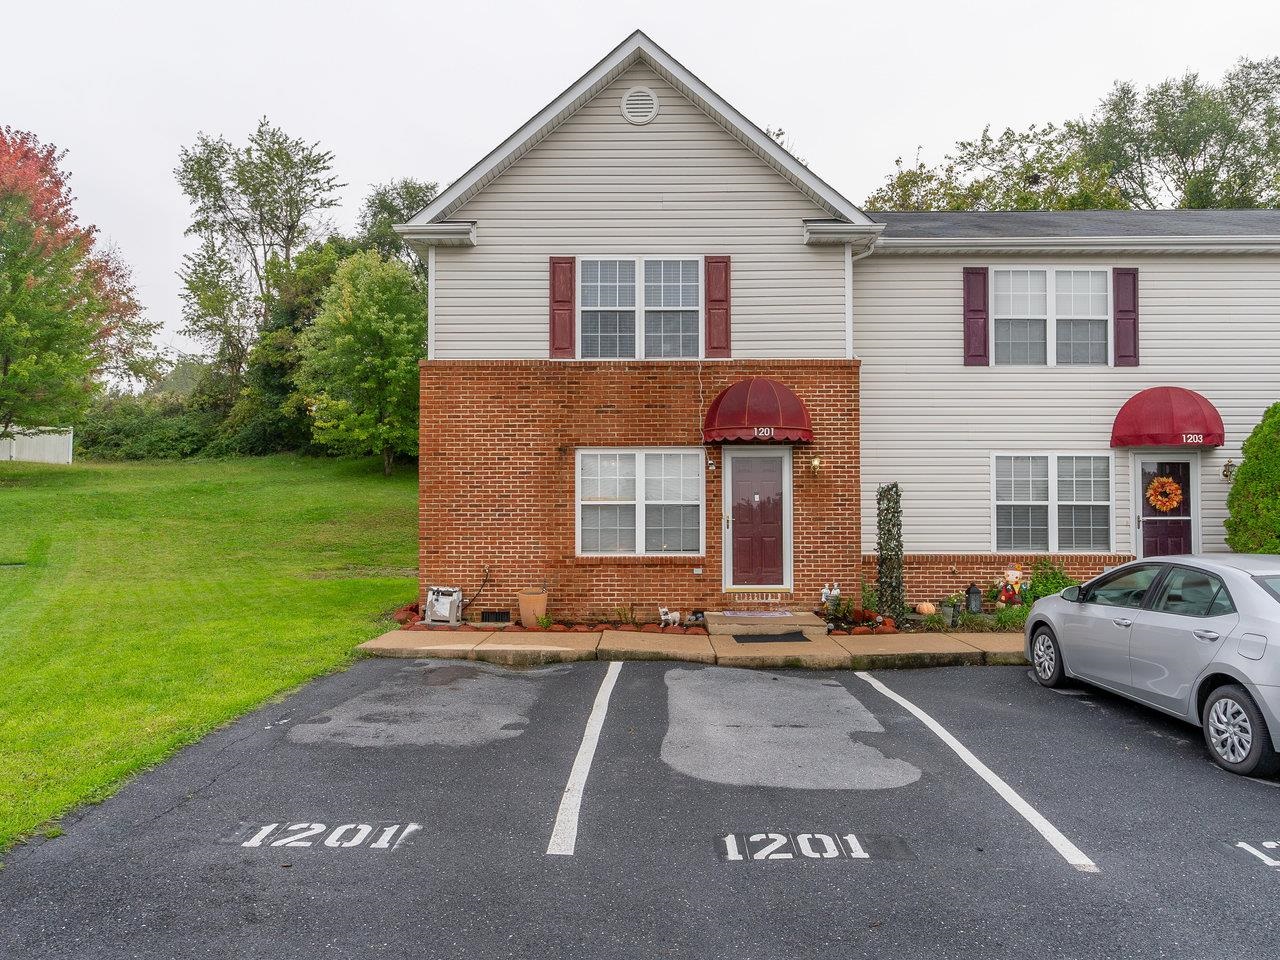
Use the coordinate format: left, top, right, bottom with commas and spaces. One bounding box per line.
810, 456, 821, 473
1222, 458, 1237, 482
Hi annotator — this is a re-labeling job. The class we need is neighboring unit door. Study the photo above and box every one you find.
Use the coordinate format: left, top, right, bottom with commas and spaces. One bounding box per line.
1062, 563, 1166, 690
726, 451, 786, 587
1137, 458, 1194, 557
1129, 565, 1238, 715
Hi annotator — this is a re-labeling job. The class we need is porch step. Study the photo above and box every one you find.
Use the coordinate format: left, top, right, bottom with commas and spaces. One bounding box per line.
704, 610, 825, 636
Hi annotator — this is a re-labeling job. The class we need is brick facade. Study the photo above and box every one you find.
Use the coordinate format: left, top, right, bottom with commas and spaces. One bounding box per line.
420, 359, 860, 623
861, 552, 1136, 607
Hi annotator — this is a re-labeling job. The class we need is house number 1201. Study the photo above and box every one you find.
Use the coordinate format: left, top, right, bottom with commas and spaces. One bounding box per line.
754, 426, 774, 439
240, 822, 421, 850
720, 831, 869, 861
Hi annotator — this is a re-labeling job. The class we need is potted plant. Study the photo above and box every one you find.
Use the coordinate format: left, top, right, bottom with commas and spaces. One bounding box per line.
940, 592, 964, 628
518, 584, 548, 629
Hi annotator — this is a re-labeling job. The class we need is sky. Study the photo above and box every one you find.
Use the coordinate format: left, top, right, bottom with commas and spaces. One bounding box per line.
8, 0, 1280, 355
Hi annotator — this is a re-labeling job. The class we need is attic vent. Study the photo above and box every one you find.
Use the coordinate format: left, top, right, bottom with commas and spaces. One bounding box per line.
621, 86, 659, 125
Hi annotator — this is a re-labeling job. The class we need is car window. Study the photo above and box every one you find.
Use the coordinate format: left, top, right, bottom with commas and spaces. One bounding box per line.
1083, 565, 1163, 609
1256, 576, 1280, 607
1153, 567, 1233, 617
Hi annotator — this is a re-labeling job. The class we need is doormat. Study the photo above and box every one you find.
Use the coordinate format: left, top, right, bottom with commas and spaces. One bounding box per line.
733, 631, 809, 644
729, 611, 793, 618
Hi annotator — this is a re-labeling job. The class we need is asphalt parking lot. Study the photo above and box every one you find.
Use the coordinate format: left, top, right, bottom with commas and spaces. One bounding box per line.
4, 659, 1280, 960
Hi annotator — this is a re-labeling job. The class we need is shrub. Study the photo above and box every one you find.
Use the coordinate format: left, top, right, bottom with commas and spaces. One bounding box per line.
919, 613, 947, 632
955, 611, 998, 632
76, 394, 221, 460
1226, 401, 1280, 553
862, 583, 878, 613
1025, 558, 1079, 603
875, 483, 905, 622
994, 604, 1030, 631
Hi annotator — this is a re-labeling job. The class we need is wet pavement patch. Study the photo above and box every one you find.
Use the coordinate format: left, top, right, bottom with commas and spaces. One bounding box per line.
287, 661, 560, 748
659, 667, 920, 789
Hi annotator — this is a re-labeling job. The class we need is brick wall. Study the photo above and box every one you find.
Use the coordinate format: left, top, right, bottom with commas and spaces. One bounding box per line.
860, 552, 1135, 607
421, 359, 860, 622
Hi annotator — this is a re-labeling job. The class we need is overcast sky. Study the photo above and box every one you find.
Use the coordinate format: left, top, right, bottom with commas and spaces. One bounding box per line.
8, 0, 1279, 354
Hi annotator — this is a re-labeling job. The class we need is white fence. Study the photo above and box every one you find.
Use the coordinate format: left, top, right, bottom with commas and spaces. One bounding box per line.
0, 429, 74, 465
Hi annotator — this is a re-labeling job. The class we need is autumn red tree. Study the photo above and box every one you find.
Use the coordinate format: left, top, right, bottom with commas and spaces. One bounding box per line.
0, 126, 159, 438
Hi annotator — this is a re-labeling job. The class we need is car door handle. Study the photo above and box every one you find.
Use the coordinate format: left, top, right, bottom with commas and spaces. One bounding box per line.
1193, 630, 1220, 642
1112, 618, 1132, 628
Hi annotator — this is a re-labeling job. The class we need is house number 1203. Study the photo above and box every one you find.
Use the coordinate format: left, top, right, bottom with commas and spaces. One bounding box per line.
1182, 434, 1204, 444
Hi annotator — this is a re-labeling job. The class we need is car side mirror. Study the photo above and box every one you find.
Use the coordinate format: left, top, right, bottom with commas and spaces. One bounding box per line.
1061, 586, 1082, 603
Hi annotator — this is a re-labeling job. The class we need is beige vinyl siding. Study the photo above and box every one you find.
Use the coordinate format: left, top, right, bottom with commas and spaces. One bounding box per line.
433, 64, 845, 359
855, 255, 1280, 555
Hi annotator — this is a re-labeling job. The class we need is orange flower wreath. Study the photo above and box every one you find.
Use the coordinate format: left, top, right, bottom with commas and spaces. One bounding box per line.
1146, 475, 1183, 513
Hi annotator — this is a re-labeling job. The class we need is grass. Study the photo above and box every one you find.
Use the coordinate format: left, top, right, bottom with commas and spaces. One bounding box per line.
0, 454, 417, 851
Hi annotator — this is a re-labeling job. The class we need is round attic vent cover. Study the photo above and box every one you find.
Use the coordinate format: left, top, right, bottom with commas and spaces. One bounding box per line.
621, 86, 659, 125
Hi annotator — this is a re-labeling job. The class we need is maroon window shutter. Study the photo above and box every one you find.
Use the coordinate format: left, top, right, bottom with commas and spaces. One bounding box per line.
704, 255, 731, 358
549, 257, 575, 358
962, 267, 989, 365
1113, 268, 1139, 366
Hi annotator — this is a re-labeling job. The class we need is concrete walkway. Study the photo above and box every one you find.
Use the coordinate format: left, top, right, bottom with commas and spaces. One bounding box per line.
359, 629, 1027, 669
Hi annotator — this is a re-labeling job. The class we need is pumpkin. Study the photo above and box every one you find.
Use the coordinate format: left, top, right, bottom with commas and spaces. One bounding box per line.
915, 602, 937, 616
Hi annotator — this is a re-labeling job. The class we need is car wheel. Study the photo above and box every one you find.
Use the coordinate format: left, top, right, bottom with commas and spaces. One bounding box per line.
1202, 684, 1280, 778
1030, 626, 1065, 688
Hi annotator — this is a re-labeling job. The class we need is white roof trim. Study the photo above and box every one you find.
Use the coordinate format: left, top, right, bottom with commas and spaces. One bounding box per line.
872, 235, 1280, 256
403, 30, 872, 227
395, 221, 476, 248
804, 220, 885, 247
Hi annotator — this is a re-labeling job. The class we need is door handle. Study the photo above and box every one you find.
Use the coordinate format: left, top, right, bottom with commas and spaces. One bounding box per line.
1112, 618, 1132, 628
724, 514, 731, 529
1193, 630, 1220, 642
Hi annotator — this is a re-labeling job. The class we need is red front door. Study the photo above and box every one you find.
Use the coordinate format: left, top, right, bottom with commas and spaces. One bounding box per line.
729, 454, 785, 586
1139, 459, 1193, 557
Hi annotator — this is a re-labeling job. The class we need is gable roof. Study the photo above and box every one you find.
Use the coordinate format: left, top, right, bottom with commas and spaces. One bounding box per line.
404, 30, 875, 229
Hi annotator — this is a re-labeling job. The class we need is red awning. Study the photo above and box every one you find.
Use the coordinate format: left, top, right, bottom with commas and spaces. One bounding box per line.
703, 377, 813, 442
1110, 386, 1224, 448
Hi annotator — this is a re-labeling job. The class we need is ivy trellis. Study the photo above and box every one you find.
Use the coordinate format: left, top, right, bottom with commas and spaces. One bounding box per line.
876, 482, 905, 622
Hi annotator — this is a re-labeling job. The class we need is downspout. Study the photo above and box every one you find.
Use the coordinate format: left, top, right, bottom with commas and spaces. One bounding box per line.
844, 241, 877, 360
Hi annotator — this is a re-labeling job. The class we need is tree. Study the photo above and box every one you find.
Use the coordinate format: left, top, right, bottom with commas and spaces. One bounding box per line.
864, 57, 1280, 211
865, 125, 1127, 211
177, 118, 343, 305
177, 238, 258, 409
356, 178, 437, 278
296, 250, 426, 474
1082, 58, 1280, 209
175, 118, 343, 394
0, 127, 155, 438
1225, 402, 1280, 553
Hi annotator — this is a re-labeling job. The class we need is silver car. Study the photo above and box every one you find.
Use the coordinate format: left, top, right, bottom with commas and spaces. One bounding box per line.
1025, 554, 1280, 777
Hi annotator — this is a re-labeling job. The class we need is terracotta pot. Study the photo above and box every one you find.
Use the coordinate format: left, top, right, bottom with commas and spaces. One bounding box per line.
518, 588, 548, 628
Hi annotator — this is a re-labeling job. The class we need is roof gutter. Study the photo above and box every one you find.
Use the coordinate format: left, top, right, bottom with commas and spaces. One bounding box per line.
870, 235, 1280, 256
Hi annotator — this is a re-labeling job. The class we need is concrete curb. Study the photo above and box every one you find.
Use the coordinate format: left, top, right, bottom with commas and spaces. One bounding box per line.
359, 629, 1029, 670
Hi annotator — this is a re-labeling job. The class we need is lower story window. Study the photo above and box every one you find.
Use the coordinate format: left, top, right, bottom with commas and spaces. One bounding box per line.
994, 453, 1111, 552
577, 448, 704, 556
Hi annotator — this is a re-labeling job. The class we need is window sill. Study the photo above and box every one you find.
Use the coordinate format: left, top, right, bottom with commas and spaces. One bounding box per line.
573, 554, 705, 566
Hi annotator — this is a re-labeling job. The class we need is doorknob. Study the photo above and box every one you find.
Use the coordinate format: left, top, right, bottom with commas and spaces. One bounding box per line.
1193, 630, 1220, 642
1112, 618, 1132, 628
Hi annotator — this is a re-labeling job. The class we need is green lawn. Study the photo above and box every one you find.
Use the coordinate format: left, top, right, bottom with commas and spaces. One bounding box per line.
0, 455, 417, 851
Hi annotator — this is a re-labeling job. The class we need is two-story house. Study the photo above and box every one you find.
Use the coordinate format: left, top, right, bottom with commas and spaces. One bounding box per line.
399, 31, 1280, 622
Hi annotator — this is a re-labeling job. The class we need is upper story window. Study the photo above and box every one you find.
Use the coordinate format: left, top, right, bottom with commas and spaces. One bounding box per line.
992, 268, 1110, 367
579, 257, 702, 360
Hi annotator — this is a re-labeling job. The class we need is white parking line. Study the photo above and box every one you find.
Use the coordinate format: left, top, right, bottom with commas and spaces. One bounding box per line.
855, 671, 1099, 874
546, 661, 623, 856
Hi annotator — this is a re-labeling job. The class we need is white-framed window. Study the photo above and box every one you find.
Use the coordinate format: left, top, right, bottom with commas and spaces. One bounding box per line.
578, 257, 702, 359
991, 268, 1110, 367
992, 453, 1113, 552
576, 448, 704, 556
